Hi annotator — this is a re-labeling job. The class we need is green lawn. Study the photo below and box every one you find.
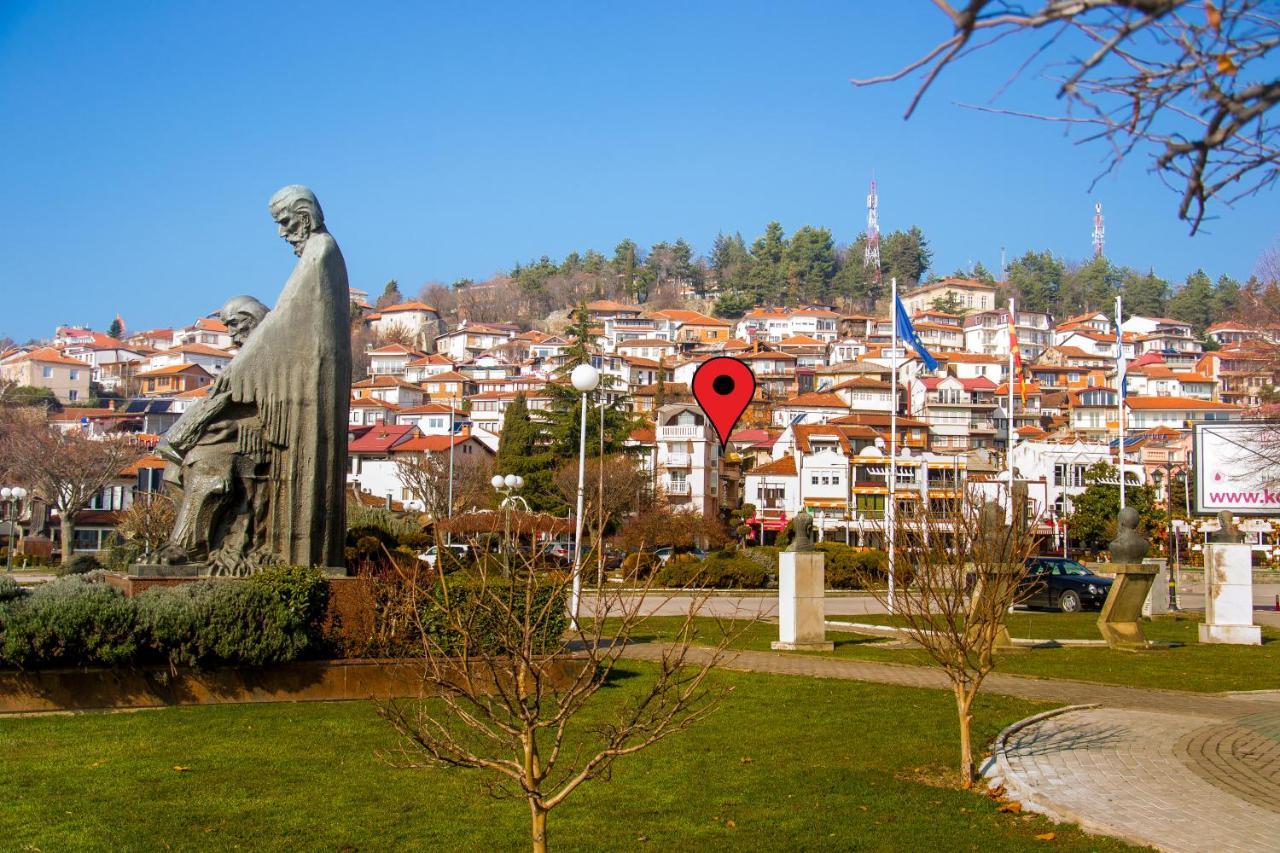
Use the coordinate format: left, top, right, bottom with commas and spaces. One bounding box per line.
0, 664, 1138, 851
627, 613, 1280, 694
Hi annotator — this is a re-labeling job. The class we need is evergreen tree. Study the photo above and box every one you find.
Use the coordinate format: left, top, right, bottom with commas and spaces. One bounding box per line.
1211, 274, 1241, 322
107, 317, 123, 339
495, 393, 560, 513
710, 232, 752, 293
611, 239, 642, 301
1168, 269, 1215, 332
746, 221, 788, 304
831, 233, 882, 310
930, 292, 965, 314
880, 226, 932, 286
1067, 462, 1158, 552
375, 279, 404, 309
712, 290, 755, 318
970, 261, 996, 283
1060, 257, 1121, 316
784, 225, 836, 303
1120, 268, 1169, 317
1006, 250, 1063, 314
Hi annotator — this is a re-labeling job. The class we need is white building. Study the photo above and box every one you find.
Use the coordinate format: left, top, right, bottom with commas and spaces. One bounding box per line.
654, 403, 721, 516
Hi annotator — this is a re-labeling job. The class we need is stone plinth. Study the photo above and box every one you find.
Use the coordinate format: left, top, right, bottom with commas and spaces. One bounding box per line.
127, 563, 348, 579
1199, 543, 1262, 645
968, 563, 1017, 649
772, 551, 833, 652
1098, 563, 1158, 650
1140, 558, 1169, 617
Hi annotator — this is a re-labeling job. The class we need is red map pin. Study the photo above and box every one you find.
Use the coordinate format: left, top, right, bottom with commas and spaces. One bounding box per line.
692, 357, 757, 449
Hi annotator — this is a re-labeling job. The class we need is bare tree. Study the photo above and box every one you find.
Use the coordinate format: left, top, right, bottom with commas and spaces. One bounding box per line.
854, 496, 1036, 787
854, 1, 1280, 232
115, 491, 176, 561
0, 408, 143, 564
395, 450, 495, 519
551, 455, 648, 527
377, 536, 740, 852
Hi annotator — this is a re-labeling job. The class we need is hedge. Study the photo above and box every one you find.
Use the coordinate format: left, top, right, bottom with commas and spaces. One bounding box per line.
415, 574, 569, 657
0, 566, 330, 670
654, 553, 769, 589
651, 545, 892, 590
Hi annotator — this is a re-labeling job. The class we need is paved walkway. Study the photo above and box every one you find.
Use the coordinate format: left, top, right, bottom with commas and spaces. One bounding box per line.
622, 643, 1280, 852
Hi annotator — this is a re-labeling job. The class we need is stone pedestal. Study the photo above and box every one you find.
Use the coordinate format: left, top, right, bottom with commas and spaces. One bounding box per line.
128, 563, 348, 579
772, 551, 833, 652
1140, 558, 1169, 617
1098, 563, 1158, 650
1199, 544, 1262, 645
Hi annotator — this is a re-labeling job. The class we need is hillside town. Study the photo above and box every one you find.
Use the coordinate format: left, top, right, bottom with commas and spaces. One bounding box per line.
3, 271, 1277, 560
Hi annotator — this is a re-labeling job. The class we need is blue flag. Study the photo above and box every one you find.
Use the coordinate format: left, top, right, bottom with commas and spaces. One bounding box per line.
894, 295, 939, 371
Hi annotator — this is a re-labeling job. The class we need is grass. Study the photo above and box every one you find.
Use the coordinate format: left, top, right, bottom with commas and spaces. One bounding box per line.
625, 612, 1280, 694
0, 664, 1139, 851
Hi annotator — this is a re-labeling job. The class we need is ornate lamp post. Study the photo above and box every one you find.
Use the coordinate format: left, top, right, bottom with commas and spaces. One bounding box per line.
1, 486, 29, 573
492, 473, 528, 578
569, 363, 600, 629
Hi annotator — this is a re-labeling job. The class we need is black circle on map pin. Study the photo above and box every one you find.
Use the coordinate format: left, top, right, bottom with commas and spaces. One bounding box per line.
692, 357, 757, 449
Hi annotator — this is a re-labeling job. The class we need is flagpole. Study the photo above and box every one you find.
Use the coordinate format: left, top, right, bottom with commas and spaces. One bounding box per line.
1116, 295, 1127, 510
888, 277, 898, 614
1007, 297, 1016, 506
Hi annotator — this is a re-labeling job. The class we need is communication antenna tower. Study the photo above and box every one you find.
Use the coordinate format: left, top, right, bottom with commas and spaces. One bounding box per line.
864, 176, 881, 283
1092, 202, 1106, 259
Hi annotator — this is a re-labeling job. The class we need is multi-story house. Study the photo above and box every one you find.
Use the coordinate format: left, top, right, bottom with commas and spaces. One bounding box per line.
434, 322, 515, 361
60, 336, 145, 392
394, 402, 468, 435
911, 320, 965, 352
365, 301, 446, 348
899, 278, 997, 315
1123, 363, 1217, 400
994, 381, 1043, 448
1126, 317, 1203, 366
654, 403, 721, 517
1198, 344, 1278, 408
143, 343, 233, 376
0, 347, 93, 402
771, 392, 849, 427
734, 307, 840, 343
1205, 322, 1263, 348
135, 363, 213, 397
1123, 396, 1242, 430
585, 299, 643, 325
1067, 387, 1119, 441
367, 344, 424, 377
963, 308, 1053, 362
830, 377, 896, 413
351, 375, 427, 408
404, 352, 458, 382
615, 338, 679, 362
912, 375, 998, 452
419, 370, 476, 401
647, 309, 733, 345
175, 317, 233, 349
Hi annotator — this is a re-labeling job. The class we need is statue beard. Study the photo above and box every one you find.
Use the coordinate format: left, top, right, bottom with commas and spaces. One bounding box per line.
287, 226, 310, 256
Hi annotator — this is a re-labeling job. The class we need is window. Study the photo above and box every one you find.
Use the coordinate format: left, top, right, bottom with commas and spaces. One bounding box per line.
73, 528, 102, 552
69, 369, 79, 380
68, 390, 78, 401
42, 366, 52, 378
811, 475, 819, 485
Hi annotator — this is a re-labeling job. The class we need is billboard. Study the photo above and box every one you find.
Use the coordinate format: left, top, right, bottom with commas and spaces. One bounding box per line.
1194, 421, 1280, 515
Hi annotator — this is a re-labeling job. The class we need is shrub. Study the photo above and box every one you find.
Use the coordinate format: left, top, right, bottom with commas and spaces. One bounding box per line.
620, 552, 658, 580
57, 554, 102, 577
0, 575, 137, 668
417, 574, 569, 657
654, 554, 768, 589
0, 576, 26, 603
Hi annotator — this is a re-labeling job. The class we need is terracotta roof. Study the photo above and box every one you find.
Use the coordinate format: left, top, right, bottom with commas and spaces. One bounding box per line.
628, 426, 656, 443
737, 349, 797, 362
830, 412, 928, 429
1206, 321, 1255, 333
407, 353, 456, 366
1052, 346, 1109, 359
169, 343, 233, 358
421, 370, 471, 383
777, 334, 826, 346
380, 300, 438, 314
728, 428, 772, 444
397, 402, 464, 415
350, 397, 401, 409
616, 338, 677, 348
750, 455, 797, 476
352, 375, 425, 390
191, 317, 229, 333
1124, 396, 1241, 411
48, 407, 117, 421
174, 385, 210, 399
348, 424, 419, 452
121, 454, 167, 476
369, 344, 422, 356
3, 347, 88, 367
586, 299, 638, 312
781, 392, 849, 409
908, 277, 996, 294
996, 381, 1041, 395
936, 352, 1003, 364
832, 377, 892, 391
792, 425, 855, 454
136, 363, 212, 378
394, 432, 483, 453
648, 309, 731, 326
1060, 310, 1108, 326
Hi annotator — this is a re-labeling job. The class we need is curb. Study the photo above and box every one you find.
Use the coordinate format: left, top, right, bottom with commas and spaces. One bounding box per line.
989, 703, 1172, 851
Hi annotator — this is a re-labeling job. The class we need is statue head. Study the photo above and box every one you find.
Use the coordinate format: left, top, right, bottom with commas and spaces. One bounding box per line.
217, 295, 270, 347
268, 185, 325, 256
1118, 506, 1139, 532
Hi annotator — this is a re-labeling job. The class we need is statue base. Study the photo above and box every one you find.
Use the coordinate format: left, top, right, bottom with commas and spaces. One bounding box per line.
127, 563, 349, 579
775, 551, 833, 652
1097, 563, 1158, 650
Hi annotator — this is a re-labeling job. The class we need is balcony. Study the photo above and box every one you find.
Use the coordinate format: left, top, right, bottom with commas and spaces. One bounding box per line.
660, 425, 704, 439
665, 452, 692, 467
665, 480, 691, 496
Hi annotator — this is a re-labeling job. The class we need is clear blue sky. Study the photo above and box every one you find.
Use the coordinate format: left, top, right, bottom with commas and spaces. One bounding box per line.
1, 2, 1276, 341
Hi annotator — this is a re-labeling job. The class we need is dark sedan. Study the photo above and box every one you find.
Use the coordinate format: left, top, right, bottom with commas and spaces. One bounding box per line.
1018, 557, 1113, 613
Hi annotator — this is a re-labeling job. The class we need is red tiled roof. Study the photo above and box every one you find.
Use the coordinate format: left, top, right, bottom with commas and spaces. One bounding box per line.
380, 300, 438, 314
348, 424, 418, 452
750, 455, 797, 476
1124, 396, 1240, 411
781, 392, 849, 408
3, 347, 88, 367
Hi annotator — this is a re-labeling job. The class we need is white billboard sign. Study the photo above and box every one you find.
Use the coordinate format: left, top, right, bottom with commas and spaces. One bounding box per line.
1194, 422, 1280, 515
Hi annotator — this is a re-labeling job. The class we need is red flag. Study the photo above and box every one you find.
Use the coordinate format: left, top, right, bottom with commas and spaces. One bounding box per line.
1008, 318, 1026, 405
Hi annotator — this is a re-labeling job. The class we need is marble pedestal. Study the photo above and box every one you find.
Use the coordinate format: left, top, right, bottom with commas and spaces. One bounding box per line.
1140, 558, 1169, 617
967, 563, 1017, 649
1199, 544, 1262, 645
1098, 563, 1158, 650
772, 551, 833, 652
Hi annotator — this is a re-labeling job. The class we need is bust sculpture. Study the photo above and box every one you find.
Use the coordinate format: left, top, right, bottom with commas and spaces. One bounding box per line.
154, 186, 351, 575
786, 513, 815, 552
1108, 506, 1150, 563
1209, 509, 1245, 544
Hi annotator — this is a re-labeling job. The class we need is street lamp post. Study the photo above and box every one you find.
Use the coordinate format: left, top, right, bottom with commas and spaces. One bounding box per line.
0, 487, 29, 573
491, 473, 528, 579
569, 363, 600, 630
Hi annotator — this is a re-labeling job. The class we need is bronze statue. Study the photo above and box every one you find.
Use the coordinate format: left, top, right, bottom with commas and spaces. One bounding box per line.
1108, 506, 1150, 563
786, 513, 815, 552
154, 186, 351, 574
1209, 509, 1245, 544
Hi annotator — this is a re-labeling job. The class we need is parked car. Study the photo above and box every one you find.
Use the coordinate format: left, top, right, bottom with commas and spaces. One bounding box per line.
653, 546, 707, 564
418, 544, 468, 570
1018, 557, 1113, 612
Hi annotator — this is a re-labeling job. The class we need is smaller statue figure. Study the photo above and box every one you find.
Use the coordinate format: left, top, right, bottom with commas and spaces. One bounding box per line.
976, 498, 1012, 562
1209, 509, 1245, 543
1108, 506, 1150, 563
786, 513, 814, 552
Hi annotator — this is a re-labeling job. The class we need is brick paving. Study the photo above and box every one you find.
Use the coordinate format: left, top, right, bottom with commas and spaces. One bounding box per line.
622, 643, 1280, 852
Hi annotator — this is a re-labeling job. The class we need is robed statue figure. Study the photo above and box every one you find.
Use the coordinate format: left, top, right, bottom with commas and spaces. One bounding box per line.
156, 185, 351, 574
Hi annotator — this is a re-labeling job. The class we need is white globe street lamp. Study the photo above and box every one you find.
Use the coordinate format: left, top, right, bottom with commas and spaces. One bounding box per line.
1, 486, 29, 573
568, 363, 600, 630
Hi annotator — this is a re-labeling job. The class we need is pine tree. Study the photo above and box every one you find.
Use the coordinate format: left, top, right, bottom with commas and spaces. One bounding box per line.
746, 221, 788, 304
107, 317, 123, 339
1168, 269, 1214, 332
375, 280, 404, 309
881, 226, 932, 286
495, 393, 560, 513
1006, 250, 1064, 314
1211, 274, 1241, 322
785, 226, 836, 304
1121, 268, 1169, 317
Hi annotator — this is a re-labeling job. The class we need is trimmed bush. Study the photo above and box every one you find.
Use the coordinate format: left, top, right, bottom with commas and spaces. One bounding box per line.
655, 554, 769, 589
0, 576, 26, 603
0, 576, 138, 667
57, 554, 102, 577
620, 552, 659, 580
417, 574, 569, 657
